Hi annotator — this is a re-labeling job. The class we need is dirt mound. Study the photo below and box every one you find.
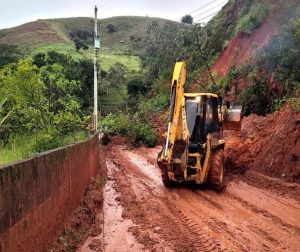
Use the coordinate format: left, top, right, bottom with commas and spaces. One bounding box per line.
225, 104, 300, 182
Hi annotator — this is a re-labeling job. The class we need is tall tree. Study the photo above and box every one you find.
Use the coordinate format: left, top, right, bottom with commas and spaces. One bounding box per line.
181, 15, 193, 24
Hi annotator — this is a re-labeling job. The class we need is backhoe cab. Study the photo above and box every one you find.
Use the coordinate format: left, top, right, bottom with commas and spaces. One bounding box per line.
157, 62, 241, 190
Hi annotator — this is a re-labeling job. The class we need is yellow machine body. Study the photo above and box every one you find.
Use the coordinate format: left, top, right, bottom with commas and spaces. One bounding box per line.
157, 62, 241, 188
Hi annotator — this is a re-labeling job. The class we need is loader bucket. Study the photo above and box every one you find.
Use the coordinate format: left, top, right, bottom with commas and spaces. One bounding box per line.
223, 106, 242, 131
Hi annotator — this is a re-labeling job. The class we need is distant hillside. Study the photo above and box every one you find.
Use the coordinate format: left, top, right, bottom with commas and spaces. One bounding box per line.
0, 16, 179, 56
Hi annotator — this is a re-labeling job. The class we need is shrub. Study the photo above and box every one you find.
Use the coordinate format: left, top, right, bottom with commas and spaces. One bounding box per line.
107, 24, 117, 33
235, 3, 269, 35
36, 128, 61, 152
134, 123, 157, 147
242, 76, 272, 116
181, 15, 193, 24
101, 113, 157, 147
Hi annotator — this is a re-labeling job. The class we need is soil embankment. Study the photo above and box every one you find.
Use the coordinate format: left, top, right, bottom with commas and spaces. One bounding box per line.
225, 105, 300, 184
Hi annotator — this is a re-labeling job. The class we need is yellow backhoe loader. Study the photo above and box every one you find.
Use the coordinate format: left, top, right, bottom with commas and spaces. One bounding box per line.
157, 62, 242, 190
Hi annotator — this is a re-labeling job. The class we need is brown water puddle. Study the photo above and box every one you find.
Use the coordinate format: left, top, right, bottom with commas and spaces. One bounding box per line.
78, 161, 144, 252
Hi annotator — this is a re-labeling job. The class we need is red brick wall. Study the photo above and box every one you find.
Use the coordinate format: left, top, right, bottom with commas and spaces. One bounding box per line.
0, 133, 99, 252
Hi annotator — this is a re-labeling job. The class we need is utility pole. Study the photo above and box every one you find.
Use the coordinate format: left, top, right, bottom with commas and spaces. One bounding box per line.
93, 5, 100, 131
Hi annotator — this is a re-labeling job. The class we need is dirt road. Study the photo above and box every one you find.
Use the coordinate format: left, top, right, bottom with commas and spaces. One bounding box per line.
79, 143, 300, 252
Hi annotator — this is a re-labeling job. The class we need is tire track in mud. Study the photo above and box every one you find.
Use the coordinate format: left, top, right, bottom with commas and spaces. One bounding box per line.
132, 177, 227, 252
110, 147, 226, 252
106, 144, 300, 252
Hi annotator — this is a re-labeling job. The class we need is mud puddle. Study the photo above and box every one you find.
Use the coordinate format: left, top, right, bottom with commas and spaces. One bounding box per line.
79, 161, 143, 252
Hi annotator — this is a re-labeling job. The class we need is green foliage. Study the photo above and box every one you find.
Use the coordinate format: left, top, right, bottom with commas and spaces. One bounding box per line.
272, 97, 287, 112
242, 75, 272, 116
0, 131, 87, 165
288, 97, 300, 112
107, 63, 126, 88
181, 15, 193, 24
141, 21, 194, 81
36, 127, 61, 152
253, 15, 300, 111
127, 78, 149, 98
235, 2, 269, 34
69, 30, 93, 43
101, 113, 157, 147
74, 39, 89, 51
0, 44, 21, 69
0, 54, 88, 154
106, 24, 117, 33
292, 17, 300, 40
0, 98, 12, 128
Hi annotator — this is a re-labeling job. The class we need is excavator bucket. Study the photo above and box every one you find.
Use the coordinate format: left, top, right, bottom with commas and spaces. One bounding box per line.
222, 106, 242, 131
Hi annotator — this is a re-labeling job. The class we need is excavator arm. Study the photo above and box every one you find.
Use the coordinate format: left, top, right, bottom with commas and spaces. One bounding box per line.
162, 62, 187, 161
157, 62, 189, 184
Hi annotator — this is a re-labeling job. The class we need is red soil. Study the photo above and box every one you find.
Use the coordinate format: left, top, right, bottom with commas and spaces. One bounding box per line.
0, 20, 64, 47
225, 104, 300, 183
211, 15, 280, 77
210, 0, 300, 77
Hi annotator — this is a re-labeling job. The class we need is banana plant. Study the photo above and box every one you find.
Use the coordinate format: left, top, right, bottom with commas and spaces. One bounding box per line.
0, 98, 11, 128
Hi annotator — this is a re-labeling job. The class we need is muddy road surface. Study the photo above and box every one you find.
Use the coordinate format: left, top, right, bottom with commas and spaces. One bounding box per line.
79, 144, 300, 252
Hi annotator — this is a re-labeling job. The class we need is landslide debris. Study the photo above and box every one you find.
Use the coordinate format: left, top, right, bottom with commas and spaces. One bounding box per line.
225, 104, 300, 183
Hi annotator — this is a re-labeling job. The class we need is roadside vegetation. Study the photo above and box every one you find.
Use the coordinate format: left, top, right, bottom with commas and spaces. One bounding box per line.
1, 1, 300, 163
100, 0, 299, 147
0, 52, 94, 164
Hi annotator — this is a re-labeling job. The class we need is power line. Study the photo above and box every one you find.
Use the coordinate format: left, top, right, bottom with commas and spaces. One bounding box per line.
100, 0, 113, 8
193, 1, 227, 18
193, 0, 242, 24
188, 0, 221, 15
100, 0, 111, 8
194, 11, 220, 23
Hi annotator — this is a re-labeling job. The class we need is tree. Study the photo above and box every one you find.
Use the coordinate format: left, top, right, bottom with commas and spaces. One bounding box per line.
0, 98, 11, 146
181, 15, 193, 24
33, 53, 46, 68
127, 78, 149, 98
107, 24, 116, 33
0, 44, 21, 69
74, 39, 89, 51
107, 63, 126, 87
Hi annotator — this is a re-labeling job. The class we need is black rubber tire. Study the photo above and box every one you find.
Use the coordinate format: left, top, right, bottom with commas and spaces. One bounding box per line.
208, 148, 225, 191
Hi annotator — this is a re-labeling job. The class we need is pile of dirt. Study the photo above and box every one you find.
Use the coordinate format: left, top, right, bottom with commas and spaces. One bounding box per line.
225, 104, 300, 183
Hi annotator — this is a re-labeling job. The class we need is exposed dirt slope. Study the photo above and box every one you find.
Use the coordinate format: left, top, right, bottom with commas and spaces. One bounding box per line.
0, 20, 64, 49
225, 104, 300, 183
211, 0, 299, 77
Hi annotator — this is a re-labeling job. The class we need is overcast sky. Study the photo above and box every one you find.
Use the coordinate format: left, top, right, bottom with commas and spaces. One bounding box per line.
0, 0, 228, 29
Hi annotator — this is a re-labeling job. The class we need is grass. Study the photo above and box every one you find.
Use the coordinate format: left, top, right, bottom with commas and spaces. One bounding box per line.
29, 42, 87, 60
0, 16, 179, 55
235, 2, 269, 35
0, 131, 88, 166
99, 49, 141, 72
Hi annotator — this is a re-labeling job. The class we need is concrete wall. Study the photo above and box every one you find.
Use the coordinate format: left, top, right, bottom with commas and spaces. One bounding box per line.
0, 133, 99, 252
